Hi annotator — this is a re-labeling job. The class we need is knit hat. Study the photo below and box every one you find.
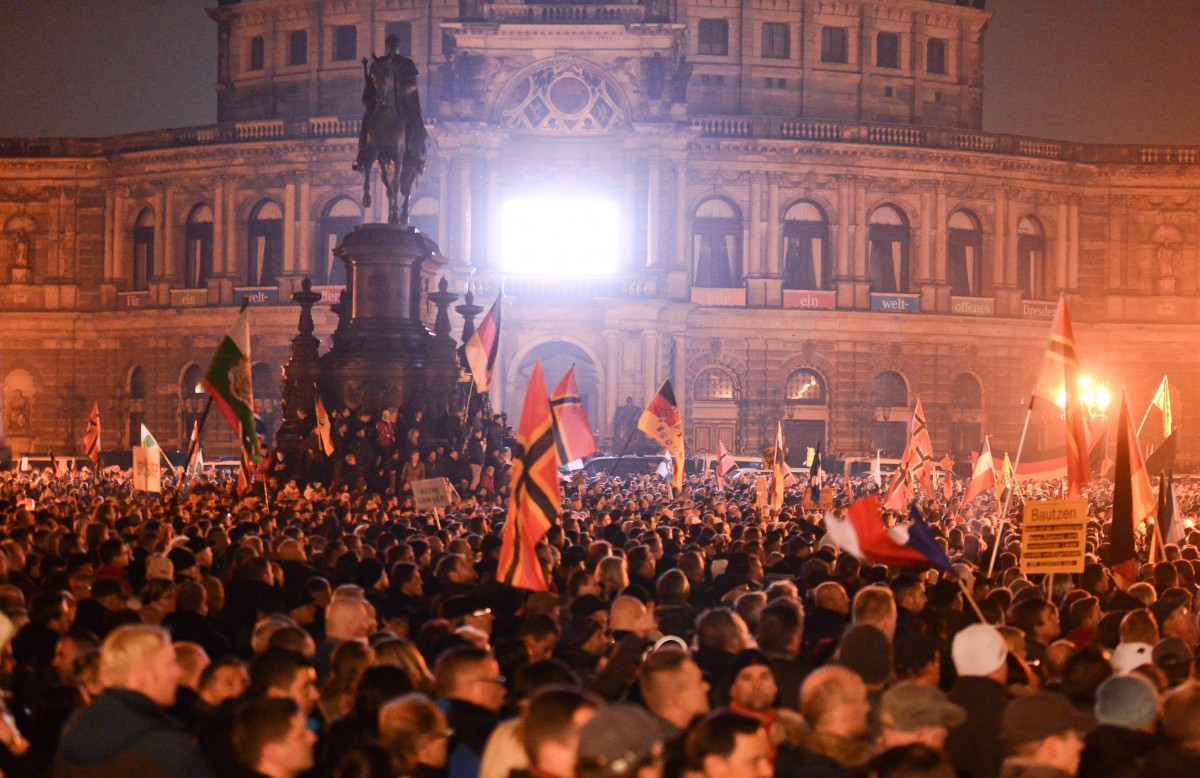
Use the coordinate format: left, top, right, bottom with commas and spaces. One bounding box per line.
835, 624, 891, 686
730, 649, 773, 682
1003, 692, 1095, 748
577, 703, 671, 774
1094, 675, 1159, 731
879, 681, 967, 731
1110, 642, 1153, 675
951, 624, 1007, 677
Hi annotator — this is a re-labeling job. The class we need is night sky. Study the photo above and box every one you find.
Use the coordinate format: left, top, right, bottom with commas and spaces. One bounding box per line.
1, 0, 1197, 144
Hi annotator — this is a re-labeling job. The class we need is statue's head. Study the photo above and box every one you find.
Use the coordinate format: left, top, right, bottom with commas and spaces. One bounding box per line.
385, 34, 401, 52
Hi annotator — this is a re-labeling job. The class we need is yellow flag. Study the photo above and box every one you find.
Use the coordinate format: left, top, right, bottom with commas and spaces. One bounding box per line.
1152, 376, 1173, 438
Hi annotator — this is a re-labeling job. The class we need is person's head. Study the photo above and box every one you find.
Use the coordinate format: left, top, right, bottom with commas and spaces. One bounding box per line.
99, 624, 180, 706
576, 703, 669, 778
1094, 675, 1159, 734
174, 641, 210, 691
814, 581, 850, 614
609, 596, 657, 637
755, 598, 802, 659
684, 711, 772, 778
869, 744, 956, 778
1008, 598, 1060, 646
199, 657, 250, 708
31, 590, 72, 635
232, 697, 317, 778
799, 665, 870, 740
638, 647, 710, 729
1153, 588, 1196, 645
326, 597, 374, 642
696, 608, 751, 654
877, 681, 966, 751
852, 586, 897, 641
890, 574, 928, 615
434, 646, 506, 712
726, 649, 778, 713
248, 648, 320, 716
1001, 692, 1092, 775
1119, 609, 1159, 646
54, 632, 100, 683
519, 686, 599, 776
378, 693, 451, 771
951, 624, 1008, 683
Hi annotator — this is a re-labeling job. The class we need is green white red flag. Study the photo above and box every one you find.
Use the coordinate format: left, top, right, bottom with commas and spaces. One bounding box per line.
203, 305, 262, 462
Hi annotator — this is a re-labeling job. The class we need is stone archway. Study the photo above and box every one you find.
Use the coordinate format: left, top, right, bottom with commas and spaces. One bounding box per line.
511, 341, 601, 445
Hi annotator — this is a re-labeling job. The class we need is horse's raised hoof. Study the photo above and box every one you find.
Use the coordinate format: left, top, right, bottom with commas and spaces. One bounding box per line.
351, 162, 362, 172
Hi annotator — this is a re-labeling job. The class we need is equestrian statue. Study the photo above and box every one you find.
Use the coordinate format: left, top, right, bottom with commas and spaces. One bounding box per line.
353, 35, 429, 225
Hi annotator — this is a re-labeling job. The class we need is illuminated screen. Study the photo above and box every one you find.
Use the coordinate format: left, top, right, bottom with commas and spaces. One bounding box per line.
500, 194, 620, 276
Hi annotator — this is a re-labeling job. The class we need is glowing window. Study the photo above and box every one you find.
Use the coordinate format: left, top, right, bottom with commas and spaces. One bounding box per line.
694, 368, 735, 401
786, 369, 826, 404
500, 194, 620, 276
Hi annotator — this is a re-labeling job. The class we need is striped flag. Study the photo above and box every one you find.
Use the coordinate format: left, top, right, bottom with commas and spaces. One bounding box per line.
140, 423, 161, 455
82, 403, 100, 466
1163, 472, 1185, 546
902, 399, 935, 495
869, 450, 882, 488
808, 440, 824, 503
770, 422, 786, 511
237, 426, 255, 496
962, 438, 997, 504
464, 295, 502, 393
204, 304, 262, 462
1148, 376, 1173, 438
717, 441, 738, 477
498, 361, 560, 591
1111, 391, 1155, 586
187, 421, 205, 475
549, 366, 596, 464
1032, 297, 1090, 498
637, 380, 685, 490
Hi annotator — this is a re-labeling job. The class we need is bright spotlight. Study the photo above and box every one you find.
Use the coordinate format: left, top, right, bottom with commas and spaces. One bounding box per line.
500, 194, 620, 276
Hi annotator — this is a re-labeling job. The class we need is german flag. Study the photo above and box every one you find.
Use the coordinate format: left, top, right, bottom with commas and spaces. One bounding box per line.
638, 380, 685, 489
1032, 297, 1090, 498
464, 295, 502, 393
499, 361, 560, 591
82, 403, 100, 466
1111, 391, 1155, 587
549, 366, 596, 464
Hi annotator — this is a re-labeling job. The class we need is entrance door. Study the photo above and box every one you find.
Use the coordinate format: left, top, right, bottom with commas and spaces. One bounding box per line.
782, 420, 825, 467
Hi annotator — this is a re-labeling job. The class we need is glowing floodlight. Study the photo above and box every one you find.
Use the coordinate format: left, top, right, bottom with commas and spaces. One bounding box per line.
500, 194, 620, 276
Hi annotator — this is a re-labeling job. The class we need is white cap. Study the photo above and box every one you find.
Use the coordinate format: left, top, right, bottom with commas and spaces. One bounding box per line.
1110, 642, 1154, 675
952, 624, 1008, 677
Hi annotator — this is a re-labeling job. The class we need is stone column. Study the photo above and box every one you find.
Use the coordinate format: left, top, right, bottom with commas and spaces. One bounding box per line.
1057, 199, 1070, 292
103, 190, 116, 281
647, 159, 661, 267
642, 330, 658, 400
748, 172, 763, 277
603, 330, 620, 442
298, 178, 312, 275
852, 182, 867, 278
672, 333, 687, 429
1005, 192, 1019, 287
486, 156, 501, 270
155, 189, 168, 281
674, 161, 688, 269
213, 180, 226, 275
992, 188, 1006, 289
283, 180, 297, 274
933, 185, 947, 283
917, 185, 933, 282
458, 156, 473, 267
224, 178, 239, 279
625, 164, 638, 272
1068, 199, 1080, 291
834, 177, 851, 278
112, 192, 126, 283
767, 174, 780, 277
437, 162, 450, 251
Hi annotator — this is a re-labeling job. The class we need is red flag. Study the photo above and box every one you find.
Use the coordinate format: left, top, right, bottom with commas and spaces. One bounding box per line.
82, 403, 100, 466
716, 441, 737, 476
315, 398, 335, 456
637, 380, 685, 489
464, 296, 502, 393
962, 438, 997, 504
498, 361, 560, 591
549, 366, 597, 464
1032, 298, 1090, 498
824, 496, 950, 570
237, 434, 254, 496
882, 459, 911, 512
1110, 391, 1155, 587
187, 421, 205, 475
902, 399, 935, 495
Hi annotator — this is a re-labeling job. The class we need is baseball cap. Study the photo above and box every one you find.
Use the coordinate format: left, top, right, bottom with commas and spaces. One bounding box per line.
1002, 692, 1095, 748
1153, 637, 1194, 686
577, 703, 671, 775
879, 681, 967, 731
1152, 588, 1191, 629
951, 624, 1007, 677
1110, 642, 1153, 675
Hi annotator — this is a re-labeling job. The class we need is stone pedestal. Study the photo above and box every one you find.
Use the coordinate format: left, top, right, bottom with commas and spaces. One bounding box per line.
316, 225, 460, 420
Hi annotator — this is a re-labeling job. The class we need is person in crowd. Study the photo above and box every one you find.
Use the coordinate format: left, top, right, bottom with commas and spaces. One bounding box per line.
231, 697, 317, 778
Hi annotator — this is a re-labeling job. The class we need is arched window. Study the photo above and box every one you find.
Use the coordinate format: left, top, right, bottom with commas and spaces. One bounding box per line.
948, 210, 983, 296
180, 364, 206, 444
785, 369, 826, 405
247, 200, 283, 287
185, 204, 214, 289
409, 197, 439, 245
868, 206, 909, 294
692, 198, 742, 289
317, 198, 360, 285
872, 370, 909, 457
951, 373, 982, 409
1017, 216, 1048, 300
128, 366, 146, 449
132, 208, 155, 291
873, 370, 908, 408
783, 202, 832, 291
694, 368, 736, 401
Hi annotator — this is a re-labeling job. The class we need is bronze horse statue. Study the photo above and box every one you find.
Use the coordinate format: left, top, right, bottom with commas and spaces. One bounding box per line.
356, 38, 428, 225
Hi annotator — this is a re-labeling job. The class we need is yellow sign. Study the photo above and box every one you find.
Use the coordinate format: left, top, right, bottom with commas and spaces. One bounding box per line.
820, 487, 835, 511
1020, 498, 1088, 575
754, 475, 768, 508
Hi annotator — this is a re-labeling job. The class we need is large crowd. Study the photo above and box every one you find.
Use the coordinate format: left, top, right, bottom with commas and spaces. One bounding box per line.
0, 404, 1196, 778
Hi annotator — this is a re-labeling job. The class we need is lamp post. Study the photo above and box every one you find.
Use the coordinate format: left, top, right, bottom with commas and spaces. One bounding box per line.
1056, 374, 1111, 457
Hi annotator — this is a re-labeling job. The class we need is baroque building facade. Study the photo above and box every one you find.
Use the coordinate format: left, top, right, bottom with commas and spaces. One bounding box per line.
0, 0, 1193, 466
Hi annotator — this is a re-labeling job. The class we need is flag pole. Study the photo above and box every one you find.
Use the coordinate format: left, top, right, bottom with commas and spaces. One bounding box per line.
610, 424, 640, 478
173, 396, 213, 500
987, 399, 1034, 578
1135, 376, 1167, 438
